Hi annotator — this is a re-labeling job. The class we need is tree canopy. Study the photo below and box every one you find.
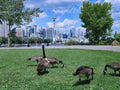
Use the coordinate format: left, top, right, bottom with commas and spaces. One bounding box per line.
114, 32, 120, 42
80, 1, 113, 44
0, 0, 42, 46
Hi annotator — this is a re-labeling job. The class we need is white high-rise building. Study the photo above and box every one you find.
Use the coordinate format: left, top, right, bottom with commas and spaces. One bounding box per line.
0, 21, 9, 37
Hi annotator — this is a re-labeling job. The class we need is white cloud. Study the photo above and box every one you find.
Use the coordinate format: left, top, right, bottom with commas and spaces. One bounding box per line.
69, 7, 79, 13
27, 12, 48, 26
104, 0, 120, 33
56, 17, 61, 22
62, 19, 78, 27
53, 8, 68, 15
39, 12, 48, 19
112, 12, 120, 19
25, 0, 86, 9
112, 20, 120, 31
46, 22, 53, 28
56, 22, 65, 28
25, 4, 35, 8
105, 0, 120, 3
46, 19, 78, 28
53, 6, 79, 15
113, 20, 120, 27
76, 27, 86, 31
56, 19, 78, 28
95, 0, 102, 3
45, 0, 86, 4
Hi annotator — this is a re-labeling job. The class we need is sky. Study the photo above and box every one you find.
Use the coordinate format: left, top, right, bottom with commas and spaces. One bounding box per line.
25, 0, 120, 34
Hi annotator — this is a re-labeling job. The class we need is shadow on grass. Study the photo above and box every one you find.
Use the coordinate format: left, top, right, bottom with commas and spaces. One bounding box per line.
108, 73, 120, 77
72, 79, 93, 86
37, 70, 49, 76
47, 66, 58, 69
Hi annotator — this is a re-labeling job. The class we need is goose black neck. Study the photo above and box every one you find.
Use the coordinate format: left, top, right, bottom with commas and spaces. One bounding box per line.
42, 45, 46, 58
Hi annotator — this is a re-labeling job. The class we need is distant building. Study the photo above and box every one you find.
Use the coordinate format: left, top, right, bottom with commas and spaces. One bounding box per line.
26, 25, 38, 38
22, 29, 26, 37
46, 28, 53, 40
16, 27, 22, 37
69, 28, 75, 38
1, 23, 88, 43
39, 28, 46, 39
0, 21, 9, 37
63, 34, 68, 39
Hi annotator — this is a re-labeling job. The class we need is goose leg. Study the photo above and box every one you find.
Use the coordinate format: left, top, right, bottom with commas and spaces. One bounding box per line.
86, 74, 89, 80
119, 70, 120, 76
79, 75, 81, 81
114, 70, 116, 76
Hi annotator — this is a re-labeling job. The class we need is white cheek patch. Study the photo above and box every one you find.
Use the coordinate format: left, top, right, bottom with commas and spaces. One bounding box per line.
45, 58, 48, 60
45, 58, 50, 63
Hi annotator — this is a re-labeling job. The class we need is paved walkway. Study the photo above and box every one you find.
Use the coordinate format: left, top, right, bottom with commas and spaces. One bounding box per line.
0, 45, 120, 52
48, 45, 120, 52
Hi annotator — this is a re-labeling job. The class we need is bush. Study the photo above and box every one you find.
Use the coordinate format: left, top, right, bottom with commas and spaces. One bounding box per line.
65, 40, 79, 45
112, 40, 119, 46
44, 39, 52, 43
99, 38, 113, 45
0, 37, 8, 44
79, 42, 91, 45
11, 37, 23, 44
99, 41, 107, 45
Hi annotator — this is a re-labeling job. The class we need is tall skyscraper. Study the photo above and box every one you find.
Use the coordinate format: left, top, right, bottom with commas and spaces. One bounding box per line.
46, 28, 53, 40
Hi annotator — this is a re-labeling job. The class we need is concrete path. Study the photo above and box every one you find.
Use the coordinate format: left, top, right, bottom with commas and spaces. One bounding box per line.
0, 45, 120, 52
47, 45, 120, 52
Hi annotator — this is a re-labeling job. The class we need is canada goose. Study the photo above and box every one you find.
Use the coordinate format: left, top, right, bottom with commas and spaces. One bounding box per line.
37, 58, 50, 75
47, 57, 64, 68
27, 56, 43, 63
103, 62, 120, 75
73, 66, 94, 81
27, 56, 64, 68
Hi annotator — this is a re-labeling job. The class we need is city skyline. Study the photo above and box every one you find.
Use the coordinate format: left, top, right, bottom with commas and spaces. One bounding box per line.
25, 0, 120, 34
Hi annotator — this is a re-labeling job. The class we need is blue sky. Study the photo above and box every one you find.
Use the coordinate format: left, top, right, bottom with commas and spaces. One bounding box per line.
25, 0, 120, 34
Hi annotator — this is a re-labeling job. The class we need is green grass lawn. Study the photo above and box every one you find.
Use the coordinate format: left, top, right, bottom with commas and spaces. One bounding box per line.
0, 48, 120, 90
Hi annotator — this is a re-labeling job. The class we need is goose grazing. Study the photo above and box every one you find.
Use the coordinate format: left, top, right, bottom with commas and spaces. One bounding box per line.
103, 62, 120, 75
73, 66, 94, 81
28, 45, 64, 68
27, 56, 43, 63
27, 56, 64, 68
37, 58, 50, 75
47, 57, 64, 68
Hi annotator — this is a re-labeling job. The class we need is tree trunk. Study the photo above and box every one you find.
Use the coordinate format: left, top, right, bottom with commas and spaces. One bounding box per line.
8, 33, 10, 47
8, 24, 11, 47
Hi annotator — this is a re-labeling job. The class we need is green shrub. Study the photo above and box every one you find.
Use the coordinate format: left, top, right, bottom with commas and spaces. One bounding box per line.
44, 39, 52, 43
0, 37, 8, 44
65, 40, 79, 45
112, 40, 119, 46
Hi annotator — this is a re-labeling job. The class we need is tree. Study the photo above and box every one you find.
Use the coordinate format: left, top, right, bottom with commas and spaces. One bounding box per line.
10, 28, 16, 38
80, 2, 113, 44
0, 0, 42, 47
114, 32, 120, 42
